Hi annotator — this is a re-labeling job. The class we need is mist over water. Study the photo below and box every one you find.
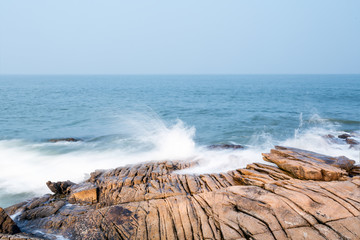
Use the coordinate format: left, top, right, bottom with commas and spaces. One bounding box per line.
0, 75, 359, 207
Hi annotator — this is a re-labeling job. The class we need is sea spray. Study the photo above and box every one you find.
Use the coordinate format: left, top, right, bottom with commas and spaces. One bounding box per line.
177, 114, 360, 174
0, 117, 198, 207
0, 112, 359, 207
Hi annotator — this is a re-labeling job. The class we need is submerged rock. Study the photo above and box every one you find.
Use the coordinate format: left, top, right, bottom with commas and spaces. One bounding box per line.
346, 137, 359, 145
338, 133, 352, 139
5, 147, 360, 239
47, 138, 81, 143
208, 144, 244, 150
323, 132, 360, 148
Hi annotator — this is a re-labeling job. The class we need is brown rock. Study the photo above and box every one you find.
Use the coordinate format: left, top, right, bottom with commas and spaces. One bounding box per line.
346, 137, 359, 145
0, 208, 20, 234
46, 180, 74, 195
20, 201, 65, 220
262, 146, 354, 180
350, 165, 360, 176
69, 183, 98, 204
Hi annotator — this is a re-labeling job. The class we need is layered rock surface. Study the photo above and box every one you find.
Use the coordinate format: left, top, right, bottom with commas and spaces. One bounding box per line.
0, 208, 20, 235
4, 146, 360, 239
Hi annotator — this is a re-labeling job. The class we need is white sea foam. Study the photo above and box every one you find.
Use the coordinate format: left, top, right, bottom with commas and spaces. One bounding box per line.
0, 117, 198, 205
178, 115, 359, 174
0, 114, 359, 207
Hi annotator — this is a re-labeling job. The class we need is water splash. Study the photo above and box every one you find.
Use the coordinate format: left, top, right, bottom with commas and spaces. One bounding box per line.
0, 113, 359, 207
0, 115, 198, 207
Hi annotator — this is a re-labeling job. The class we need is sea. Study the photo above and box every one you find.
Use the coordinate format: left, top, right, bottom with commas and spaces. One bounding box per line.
0, 74, 359, 207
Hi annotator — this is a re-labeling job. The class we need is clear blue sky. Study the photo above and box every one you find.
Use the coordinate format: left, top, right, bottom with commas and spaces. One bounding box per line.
0, 0, 359, 74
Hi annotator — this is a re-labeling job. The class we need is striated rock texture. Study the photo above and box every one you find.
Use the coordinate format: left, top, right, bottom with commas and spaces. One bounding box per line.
0, 208, 41, 240
4, 146, 360, 239
0, 208, 20, 234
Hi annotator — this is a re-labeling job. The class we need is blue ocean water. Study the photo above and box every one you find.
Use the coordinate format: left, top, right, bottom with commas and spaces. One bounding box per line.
0, 74, 359, 207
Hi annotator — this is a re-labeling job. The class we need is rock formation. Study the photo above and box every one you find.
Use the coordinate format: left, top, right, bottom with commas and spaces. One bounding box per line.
3, 146, 360, 239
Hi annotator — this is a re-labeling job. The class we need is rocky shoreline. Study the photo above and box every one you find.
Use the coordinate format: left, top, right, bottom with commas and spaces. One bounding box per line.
1, 146, 360, 239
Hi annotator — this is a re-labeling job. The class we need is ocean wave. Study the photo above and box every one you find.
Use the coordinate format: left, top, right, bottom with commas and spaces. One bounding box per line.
0, 113, 359, 207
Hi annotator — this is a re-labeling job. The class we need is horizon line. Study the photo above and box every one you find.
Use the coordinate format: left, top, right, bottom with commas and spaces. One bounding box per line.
1, 73, 360, 76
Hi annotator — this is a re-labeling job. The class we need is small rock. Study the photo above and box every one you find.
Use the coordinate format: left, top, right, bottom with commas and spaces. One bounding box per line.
48, 138, 81, 143
323, 134, 335, 139
208, 144, 244, 150
46, 180, 75, 195
21, 201, 65, 220
0, 207, 20, 234
338, 133, 351, 139
346, 138, 359, 145
89, 170, 105, 183
350, 165, 360, 176
323, 134, 344, 144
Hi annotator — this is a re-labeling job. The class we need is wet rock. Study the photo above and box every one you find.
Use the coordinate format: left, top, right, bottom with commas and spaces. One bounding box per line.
48, 138, 81, 143
46, 180, 75, 195
0, 208, 20, 234
322, 134, 343, 144
208, 144, 244, 150
346, 137, 359, 145
0, 233, 43, 240
338, 133, 351, 139
323, 134, 335, 139
20, 201, 65, 221
327, 134, 335, 138
26, 195, 51, 210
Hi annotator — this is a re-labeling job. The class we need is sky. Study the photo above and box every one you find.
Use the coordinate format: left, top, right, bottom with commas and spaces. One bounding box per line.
0, 0, 359, 75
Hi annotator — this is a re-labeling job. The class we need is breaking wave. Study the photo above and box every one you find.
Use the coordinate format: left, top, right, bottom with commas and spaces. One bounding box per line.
0, 113, 359, 207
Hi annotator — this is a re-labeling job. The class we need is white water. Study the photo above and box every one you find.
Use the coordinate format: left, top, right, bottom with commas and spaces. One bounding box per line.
0, 114, 359, 207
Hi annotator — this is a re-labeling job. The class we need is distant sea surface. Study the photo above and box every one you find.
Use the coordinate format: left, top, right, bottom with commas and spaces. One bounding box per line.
0, 75, 359, 207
